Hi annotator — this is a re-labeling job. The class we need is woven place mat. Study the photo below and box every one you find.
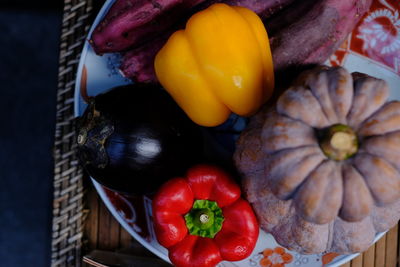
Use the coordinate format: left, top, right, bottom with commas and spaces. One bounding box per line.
51, 0, 400, 266
52, 0, 94, 266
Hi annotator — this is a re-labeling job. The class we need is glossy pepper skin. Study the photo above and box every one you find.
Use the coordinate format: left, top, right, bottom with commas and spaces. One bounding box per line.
152, 165, 259, 267
154, 3, 274, 127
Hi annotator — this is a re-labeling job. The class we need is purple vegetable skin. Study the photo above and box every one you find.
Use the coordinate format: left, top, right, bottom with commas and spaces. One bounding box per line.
90, 0, 207, 54
224, 0, 295, 17
120, 35, 167, 83
93, 0, 372, 84
266, 0, 373, 71
118, 0, 296, 82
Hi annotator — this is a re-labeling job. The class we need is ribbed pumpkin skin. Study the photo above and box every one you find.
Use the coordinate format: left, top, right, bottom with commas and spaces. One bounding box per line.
234, 66, 400, 254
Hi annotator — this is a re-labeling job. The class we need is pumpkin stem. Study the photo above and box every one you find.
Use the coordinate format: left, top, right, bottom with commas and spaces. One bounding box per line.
319, 124, 358, 161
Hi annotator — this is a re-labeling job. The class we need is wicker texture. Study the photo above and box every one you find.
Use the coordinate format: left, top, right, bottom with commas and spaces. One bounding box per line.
52, 0, 93, 266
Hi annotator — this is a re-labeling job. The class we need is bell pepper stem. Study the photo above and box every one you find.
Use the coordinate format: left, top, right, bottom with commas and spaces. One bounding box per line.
184, 200, 224, 238
199, 214, 209, 223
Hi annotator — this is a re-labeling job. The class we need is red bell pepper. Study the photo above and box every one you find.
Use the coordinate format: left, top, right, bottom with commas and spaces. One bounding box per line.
152, 165, 259, 267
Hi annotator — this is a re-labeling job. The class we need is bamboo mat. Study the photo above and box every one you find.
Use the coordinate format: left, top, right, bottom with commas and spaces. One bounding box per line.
53, 0, 400, 266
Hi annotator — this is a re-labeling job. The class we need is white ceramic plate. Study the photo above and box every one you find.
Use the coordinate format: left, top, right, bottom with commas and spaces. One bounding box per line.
74, 0, 400, 266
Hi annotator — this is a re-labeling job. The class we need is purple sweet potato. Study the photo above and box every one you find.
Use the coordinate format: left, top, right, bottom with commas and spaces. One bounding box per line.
118, 0, 296, 82
120, 35, 168, 83
90, 0, 208, 54
266, 0, 373, 72
118, 0, 372, 84
304, 0, 372, 63
224, 0, 295, 18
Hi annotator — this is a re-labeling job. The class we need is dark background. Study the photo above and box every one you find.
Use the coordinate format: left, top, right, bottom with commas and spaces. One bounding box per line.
0, 1, 63, 266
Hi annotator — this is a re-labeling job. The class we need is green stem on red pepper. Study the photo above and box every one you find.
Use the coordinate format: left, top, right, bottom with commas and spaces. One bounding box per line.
152, 164, 259, 267
184, 200, 224, 238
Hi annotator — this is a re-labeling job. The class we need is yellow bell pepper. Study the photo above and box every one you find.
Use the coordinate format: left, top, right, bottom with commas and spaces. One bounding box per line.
154, 3, 274, 127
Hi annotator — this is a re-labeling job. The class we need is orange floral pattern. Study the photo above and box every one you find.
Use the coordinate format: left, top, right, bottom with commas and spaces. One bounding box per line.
259, 247, 293, 267
322, 253, 340, 266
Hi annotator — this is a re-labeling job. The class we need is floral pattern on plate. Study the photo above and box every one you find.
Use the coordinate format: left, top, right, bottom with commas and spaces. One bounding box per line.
103, 188, 149, 238
330, 0, 400, 75
259, 247, 294, 267
352, 0, 400, 73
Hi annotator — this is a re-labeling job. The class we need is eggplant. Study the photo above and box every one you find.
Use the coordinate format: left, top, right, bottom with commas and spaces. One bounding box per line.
76, 84, 203, 195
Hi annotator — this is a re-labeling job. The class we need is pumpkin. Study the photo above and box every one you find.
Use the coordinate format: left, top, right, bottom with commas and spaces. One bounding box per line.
234, 66, 400, 254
